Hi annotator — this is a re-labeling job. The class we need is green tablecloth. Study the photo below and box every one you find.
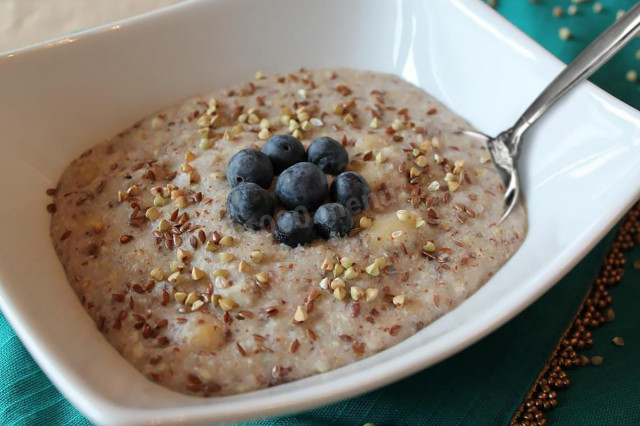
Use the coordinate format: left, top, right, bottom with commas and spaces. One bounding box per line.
1, 1, 639, 424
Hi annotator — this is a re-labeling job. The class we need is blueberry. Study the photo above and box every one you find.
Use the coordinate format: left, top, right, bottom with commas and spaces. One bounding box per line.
226, 183, 275, 230
274, 210, 316, 247
329, 172, 370, 214
313, 203, 354, 238
274, 162, 328, 211
262, 134, 305, 174
307, 136, 349, 175
226, 148, 274, 188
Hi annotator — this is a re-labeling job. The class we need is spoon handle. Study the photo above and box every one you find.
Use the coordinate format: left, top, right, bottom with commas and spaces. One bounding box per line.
511, 2, 640, 153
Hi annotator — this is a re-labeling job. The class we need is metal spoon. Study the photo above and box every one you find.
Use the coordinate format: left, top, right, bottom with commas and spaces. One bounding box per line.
458, 3, 640, 224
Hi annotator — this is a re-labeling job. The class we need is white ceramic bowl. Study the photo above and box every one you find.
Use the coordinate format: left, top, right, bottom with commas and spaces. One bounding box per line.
0, 0, 639, 424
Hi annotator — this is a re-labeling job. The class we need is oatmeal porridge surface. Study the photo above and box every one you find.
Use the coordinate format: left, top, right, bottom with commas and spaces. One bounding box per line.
50, 68, 526, 396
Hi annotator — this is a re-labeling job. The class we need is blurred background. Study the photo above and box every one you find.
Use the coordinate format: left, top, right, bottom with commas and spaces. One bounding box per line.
0, 0, 180, 51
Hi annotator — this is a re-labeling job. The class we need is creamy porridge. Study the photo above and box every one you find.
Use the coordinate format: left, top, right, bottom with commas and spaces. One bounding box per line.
48, 68, 526, 396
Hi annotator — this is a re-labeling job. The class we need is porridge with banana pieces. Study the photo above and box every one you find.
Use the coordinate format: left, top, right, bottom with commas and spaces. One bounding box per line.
48, 68, 526, 396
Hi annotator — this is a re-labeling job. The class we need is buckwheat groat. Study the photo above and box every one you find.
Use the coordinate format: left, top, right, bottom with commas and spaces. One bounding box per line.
49, 69, 526, 396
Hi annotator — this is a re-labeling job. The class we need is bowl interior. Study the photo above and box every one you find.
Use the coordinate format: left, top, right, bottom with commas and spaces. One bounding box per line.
0, 0, 639, 424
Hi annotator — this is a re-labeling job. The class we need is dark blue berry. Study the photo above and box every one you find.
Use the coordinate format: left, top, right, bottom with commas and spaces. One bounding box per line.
274, 162, 328, 211
307, 136, 349, 175
226, 183, 275, 230
226, 148, 273, 188
329, 171, 370, 214
313, 203, 354, 238
262, 134, 305, 174
274, 210, 316, 247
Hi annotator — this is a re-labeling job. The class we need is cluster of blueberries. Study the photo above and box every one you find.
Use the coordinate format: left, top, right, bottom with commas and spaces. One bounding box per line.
226, 134, 371, 247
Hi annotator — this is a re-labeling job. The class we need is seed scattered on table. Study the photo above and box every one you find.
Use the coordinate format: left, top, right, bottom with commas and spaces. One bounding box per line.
605, 308, 616, 321
593, 2, 603, 13
626, 70, 638, 83
612, 336, 625, 347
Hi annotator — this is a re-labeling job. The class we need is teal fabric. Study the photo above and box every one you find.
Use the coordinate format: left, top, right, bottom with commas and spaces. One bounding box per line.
497, 0, 639, 108
1, 1, 639, 425
546, 231, 640, 424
